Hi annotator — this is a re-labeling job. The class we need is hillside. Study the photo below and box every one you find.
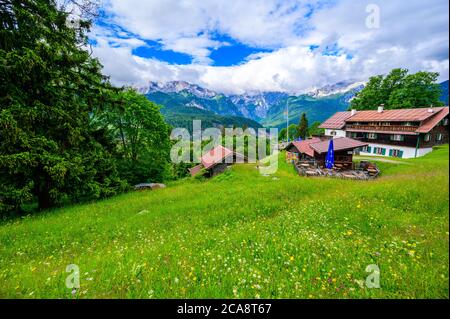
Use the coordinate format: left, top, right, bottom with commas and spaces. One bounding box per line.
146, 91, 262, 132
440, 80, 449, 105
260, 93, 351, 129
0, 145, 448, 298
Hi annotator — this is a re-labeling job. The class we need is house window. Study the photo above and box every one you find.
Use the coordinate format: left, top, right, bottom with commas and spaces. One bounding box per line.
373, 147, 386, 155
390, 134, 405, 141
367, 133, 377, 139
436, 133, 443, 141
443, 118, 449, 126
361, 146, 371, 153
349, 132, 358, 138
424, 134, 431, 142
330, 130, 337, 136
404, 122, 414, 126
390, 149, 404, 158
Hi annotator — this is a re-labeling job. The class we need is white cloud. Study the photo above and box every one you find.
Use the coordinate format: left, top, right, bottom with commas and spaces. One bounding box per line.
91, 0, 449, 94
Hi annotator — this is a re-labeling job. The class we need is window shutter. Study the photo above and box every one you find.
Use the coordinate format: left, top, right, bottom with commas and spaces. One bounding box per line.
398, 150, 403, 158
389, 149, 393, 156
381, 148, 386, 155
367, 146, 371, 153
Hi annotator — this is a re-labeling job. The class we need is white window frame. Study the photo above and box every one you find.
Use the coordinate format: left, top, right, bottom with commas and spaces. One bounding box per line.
424, 133, 431, 142
436, 133, 443, 141
392, 149, 401, 157
367, 133, 377, 139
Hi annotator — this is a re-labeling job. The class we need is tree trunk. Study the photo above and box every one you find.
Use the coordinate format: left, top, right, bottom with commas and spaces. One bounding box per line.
35, 173, 53, 210
37, 187, 52, 210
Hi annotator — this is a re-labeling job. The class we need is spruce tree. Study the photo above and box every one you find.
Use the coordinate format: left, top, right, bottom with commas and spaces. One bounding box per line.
0, 0, 126, 214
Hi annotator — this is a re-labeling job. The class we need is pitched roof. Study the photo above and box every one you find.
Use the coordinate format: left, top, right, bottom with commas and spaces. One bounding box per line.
345, 107, 447, 122
289, 138, 321, 157
309, 137, 368, 154
188, 164, 204, 176
201, 145, 234, 169
416, 107, 449, 133
319, 111, 352, 129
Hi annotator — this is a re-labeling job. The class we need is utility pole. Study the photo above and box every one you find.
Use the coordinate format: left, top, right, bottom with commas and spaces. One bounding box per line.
286, 98, 289, 142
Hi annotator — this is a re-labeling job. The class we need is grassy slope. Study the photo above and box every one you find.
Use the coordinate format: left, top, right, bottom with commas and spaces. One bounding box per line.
0, 146, 448, 299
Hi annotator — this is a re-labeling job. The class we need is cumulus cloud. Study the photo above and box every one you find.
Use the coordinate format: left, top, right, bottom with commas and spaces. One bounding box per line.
91, 0, 449, 94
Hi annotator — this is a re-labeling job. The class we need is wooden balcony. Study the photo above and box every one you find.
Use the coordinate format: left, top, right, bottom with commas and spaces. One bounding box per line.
346, 124, 418, 133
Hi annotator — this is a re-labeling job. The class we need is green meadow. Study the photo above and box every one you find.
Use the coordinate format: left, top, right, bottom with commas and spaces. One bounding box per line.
0, 146, 448, 299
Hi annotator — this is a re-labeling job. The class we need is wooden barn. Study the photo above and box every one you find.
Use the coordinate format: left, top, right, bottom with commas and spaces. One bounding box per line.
285, 137, 368, 169
189, 145, 246, 178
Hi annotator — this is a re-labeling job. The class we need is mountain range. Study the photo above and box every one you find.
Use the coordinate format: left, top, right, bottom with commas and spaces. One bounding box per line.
140, 80, 449, 131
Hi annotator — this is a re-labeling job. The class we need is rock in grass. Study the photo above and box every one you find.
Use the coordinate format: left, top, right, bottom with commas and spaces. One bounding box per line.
134, 183, 166, 191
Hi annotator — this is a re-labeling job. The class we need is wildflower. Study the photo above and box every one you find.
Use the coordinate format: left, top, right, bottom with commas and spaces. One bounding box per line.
289, 256, 294, 262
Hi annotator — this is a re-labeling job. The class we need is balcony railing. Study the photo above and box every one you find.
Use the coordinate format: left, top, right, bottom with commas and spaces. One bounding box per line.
346, 124, 418, 132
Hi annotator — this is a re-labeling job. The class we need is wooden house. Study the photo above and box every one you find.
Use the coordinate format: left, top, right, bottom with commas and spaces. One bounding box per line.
320, 106, 449, 158
285, 137, 368, 169
189, 145, 246, 178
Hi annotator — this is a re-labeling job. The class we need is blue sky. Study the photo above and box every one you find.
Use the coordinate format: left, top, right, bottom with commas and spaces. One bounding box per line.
90, 0, 449, 94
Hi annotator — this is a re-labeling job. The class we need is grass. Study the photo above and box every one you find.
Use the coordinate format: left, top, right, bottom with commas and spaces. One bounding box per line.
0, 146, 448, 299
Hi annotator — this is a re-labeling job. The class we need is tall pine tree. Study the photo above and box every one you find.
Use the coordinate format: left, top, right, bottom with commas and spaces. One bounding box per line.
0, 0, 126, 214
297, 113, 309, 140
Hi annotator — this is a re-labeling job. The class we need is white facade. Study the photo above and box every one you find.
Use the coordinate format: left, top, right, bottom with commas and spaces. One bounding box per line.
359, 142, 432, 159
324, 129, 346, 138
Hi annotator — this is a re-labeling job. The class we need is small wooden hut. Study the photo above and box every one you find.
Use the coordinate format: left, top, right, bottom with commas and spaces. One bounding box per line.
285, 137, 368, 169
189, 145, 246, 178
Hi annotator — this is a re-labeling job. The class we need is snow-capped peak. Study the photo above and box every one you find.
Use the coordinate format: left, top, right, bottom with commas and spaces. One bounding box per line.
308, 80, 366, 98
138, 81, 217, 98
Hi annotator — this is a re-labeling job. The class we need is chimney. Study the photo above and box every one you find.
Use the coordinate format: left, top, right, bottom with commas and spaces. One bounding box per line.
377, 104, 384, 113
351, 109, 357, 116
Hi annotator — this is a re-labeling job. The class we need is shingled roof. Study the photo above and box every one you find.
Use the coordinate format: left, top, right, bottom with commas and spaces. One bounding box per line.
289, 138, 321, 157
201, 145, 234, 169
287, 137, 367, 156
416, 107, 449, 133
345, 106, 447, 122
319, 111, 352, 129
189, 145, 245, 176
320, 106, 449, 134
309, 137, 368, 154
